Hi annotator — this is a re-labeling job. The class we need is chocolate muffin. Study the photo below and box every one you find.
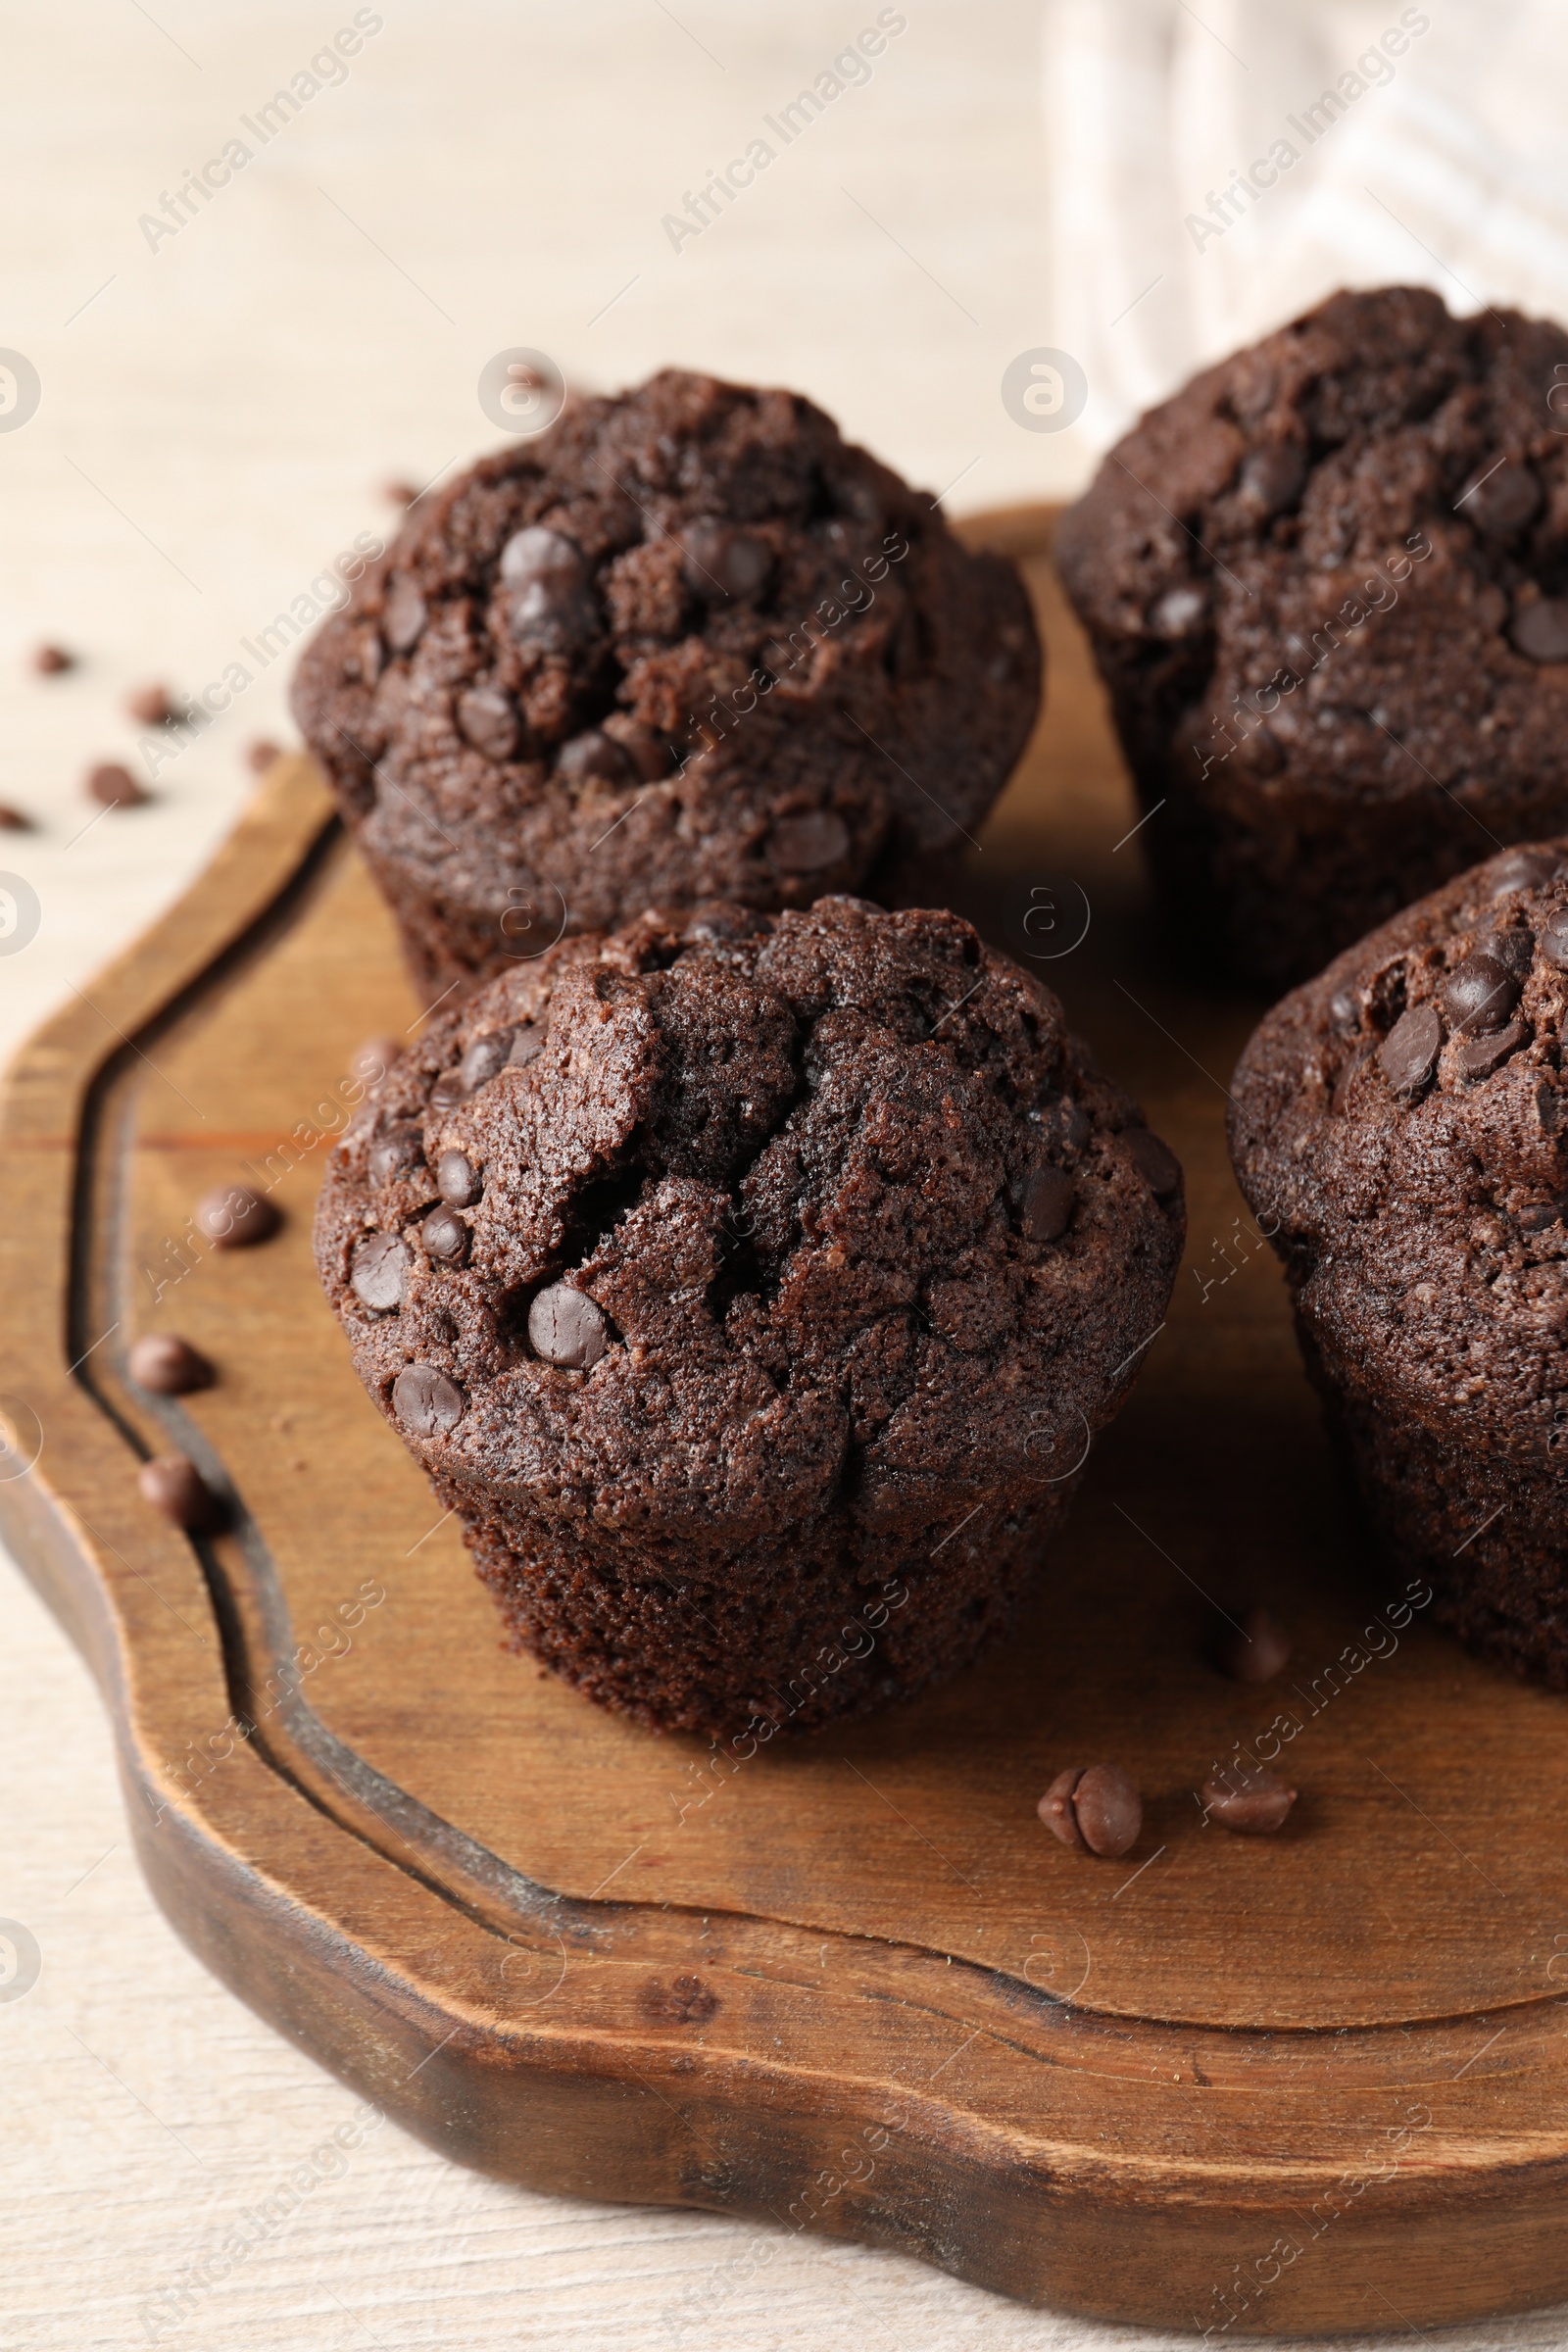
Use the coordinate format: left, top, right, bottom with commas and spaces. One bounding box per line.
293, 370, 1040, 997
1056, 286, 1568, 991
315, 897, 1183, 1737
1230, 839, 1568, 1686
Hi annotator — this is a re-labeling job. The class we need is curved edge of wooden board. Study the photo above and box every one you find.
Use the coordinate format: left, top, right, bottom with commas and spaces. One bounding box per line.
4, 560, 1568, 2333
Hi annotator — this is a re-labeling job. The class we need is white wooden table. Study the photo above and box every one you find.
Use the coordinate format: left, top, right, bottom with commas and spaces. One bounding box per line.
1, 4, 1563, 2344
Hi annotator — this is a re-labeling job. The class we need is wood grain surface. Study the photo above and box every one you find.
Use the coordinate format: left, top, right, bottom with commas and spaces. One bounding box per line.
5, 509, 1568, 2337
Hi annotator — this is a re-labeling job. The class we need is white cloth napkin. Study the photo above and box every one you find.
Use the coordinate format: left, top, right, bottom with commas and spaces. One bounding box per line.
1043, 0, 1568, 448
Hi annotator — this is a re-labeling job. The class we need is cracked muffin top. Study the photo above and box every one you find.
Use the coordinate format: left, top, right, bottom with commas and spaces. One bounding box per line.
1230, 841, 1568, 1462
315, 898, 1183, 1541
1055, 286, 1568, 807
292, 369, 1040, 967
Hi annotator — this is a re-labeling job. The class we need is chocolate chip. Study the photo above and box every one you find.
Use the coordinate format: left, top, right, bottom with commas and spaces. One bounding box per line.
509, 1024, 544, 1067
603, 719, 669, 781
500, 526, 598, 650
87, 762, 149, 808
1379, 1003, 1443, 1095
1463, 461, 1541, 539
436, 1150, 481, 1206
1037, 1764, 1142, 1858
368, 1125, 423, 1185
246, 738, 282, 773
1020, 1166, 1075, 1243
1202, 1763, 1297, 1835
421, 1205, 469, 1264
383, 478, 420, 508
1456, 1017, 1529, 1080
1541, 908, 1568, 970
1328, 987, 1362, 1035
391, 1363, 466, 1436
0, 804, 29, 831
195, 1184, 280, 1248
1442, 953, 1519, 1035
1216, 1605, 1291, 1685
1239, 442, 1306, 514
138, 1454, 222, 1532
1488, 848, 1558, 898
1512, 598, 1568, 662
528, 1283, 609, 1369
1480, 921, 1535, 976
1124, 1126, 1182, 1197
32, 643, 73, 674
1518, 1200, 1565, 1233
351, 1233, 409, 1310
125, 682, 178, 726
383, 578, 427, 653
456, 686, 520, 761
767, 809, 851, 874
679, 520, 773, 602
1150, 584, 1209, 637
557, 729, 636, 788
431, 1070, 469, 1112
127, 1334, 213, 1395
460, 1030, 514, 1091
350, 1035, 400, 1089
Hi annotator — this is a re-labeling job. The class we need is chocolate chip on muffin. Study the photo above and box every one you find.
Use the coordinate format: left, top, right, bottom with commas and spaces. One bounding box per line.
1057, 286, 1568, 990
1230, 838, 1568, 1687
292, 371, 1042, 996
314, 897, 1183, 1737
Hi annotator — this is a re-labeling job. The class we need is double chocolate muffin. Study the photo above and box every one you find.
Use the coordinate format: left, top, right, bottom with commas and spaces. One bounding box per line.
1231, 840, 1568, 1686
316, 897, 1183, 1737
1057, 286, 1568, 990
294, 371, 1040, 996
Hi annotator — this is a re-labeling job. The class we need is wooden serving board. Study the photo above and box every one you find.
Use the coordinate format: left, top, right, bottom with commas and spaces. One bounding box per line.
6, 506, 1568, 2337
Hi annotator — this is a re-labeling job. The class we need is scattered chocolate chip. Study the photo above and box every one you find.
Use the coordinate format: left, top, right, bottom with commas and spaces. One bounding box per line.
391, 1363, 466, 1436
195, 1184, 280, 1249
1020, 1166, 1075, 1243
1463, 461, 1541, 539
1202, 1762, 1297, 1835
456, 686, 520, 761
500, 526, 598, 650
87, 762, 149, 809
421, 1205, 469, 1264
603, 718, 669, 781
1124, 1126, 1182, 1197
1456, 1017, 1529, 1080
460, 1030, 514, 1091
383, 478, 421, 508
1443, 953, 1519, 1035
31, 643, 74, 674
1216, 1605, 1292, 1685
1541, 908, 1568, 971
1518, 1200, 1565, 1233
127, 1334, 213, 1395
138, 1454, 222, 1532
1488, 848, 1558, 897
1512, 598, 1568, 663
767, 809, 851, 874
509, 1024, 544, 1067
679, 519, 773, 602
349, 1035, 400, 1089
1379, 1003, 1443, 1095
1328, 987, 1362, 1035
430, 1071, 468, 1111
1150, 584, 1209, 637
528, 1283, 609, 1369
557, 729, 635, 788
1239, 442, 1306, 515
436, 1149, 481, 1206
0, 804, 29, 830
246, 738, 282, 774
125, 682, 178, 727
351, 1233, 409, 1311
1038, 1764, 1142, 1858
368, 1125, 423, 1185
382, 578, 427, 653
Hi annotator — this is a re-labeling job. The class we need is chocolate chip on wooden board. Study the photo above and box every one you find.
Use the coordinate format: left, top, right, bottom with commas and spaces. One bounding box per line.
138, 1454, 222, 1532
127, 1334, 213, 1395
1202, 1763, 1297, 1835
194, 1184, 280, 1249
1216, 1606, 1291, 1685
1038, 1764, 1142, 1857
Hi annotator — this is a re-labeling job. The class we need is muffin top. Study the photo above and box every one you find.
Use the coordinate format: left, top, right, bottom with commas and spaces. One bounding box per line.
316, 899, 1183, 1541
292, 369, 1039, 942
1056, 286, 1568, 808
1230, 841, 1568, 1460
